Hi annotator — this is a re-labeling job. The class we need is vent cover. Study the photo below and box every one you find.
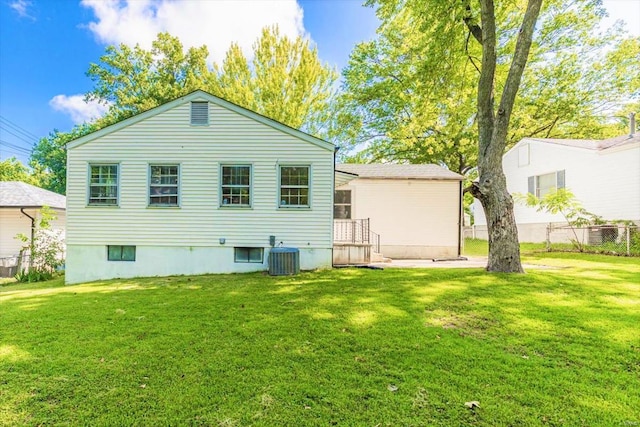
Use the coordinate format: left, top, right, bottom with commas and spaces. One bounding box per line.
190, 101, 209, 125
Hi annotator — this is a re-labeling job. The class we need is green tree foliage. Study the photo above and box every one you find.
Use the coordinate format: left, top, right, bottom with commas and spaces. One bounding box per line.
515, 188, 602, 251
337, 0, 640, 173
32, 27, 338, 194
31, 123, 100, 195
0, 157, 48, 187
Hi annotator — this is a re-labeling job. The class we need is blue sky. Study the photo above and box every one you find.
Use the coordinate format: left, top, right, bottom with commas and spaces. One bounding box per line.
1, 0, 638, 165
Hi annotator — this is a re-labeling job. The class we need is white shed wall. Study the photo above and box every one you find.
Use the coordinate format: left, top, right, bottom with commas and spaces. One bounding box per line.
338, 179, 461, 259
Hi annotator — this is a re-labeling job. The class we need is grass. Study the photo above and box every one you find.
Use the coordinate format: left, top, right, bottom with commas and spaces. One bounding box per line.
1, 255, 639, 426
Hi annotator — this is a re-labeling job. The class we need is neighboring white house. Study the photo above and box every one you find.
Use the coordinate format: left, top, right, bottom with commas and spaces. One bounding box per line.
0, 182, 66, 275
473, 132, 640, 242
65, 90, 335, 284
334, 164, 464, 260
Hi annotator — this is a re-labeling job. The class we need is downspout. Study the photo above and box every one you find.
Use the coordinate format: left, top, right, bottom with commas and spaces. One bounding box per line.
458, 180, 463, 257
20, 208, 36, 270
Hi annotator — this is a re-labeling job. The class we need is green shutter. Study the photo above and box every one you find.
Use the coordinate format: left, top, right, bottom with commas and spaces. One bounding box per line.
528, 176, 535, 195
557, 170, 565, 189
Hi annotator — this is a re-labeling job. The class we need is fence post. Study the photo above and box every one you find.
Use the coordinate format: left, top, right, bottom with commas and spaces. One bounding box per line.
546, 224, 551, 252
627, 225, 631, 256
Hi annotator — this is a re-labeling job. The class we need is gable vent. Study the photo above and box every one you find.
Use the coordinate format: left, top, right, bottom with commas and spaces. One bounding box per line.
191, 101, 209, 125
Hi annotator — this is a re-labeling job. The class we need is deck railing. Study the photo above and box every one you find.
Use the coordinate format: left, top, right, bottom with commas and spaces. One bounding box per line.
333, 218, 381, 253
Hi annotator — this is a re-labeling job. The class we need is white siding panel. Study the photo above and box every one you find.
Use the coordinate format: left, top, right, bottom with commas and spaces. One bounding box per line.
67, 100, 334, 258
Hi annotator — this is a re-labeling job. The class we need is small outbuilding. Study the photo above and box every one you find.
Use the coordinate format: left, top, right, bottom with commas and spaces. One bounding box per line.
0, 181, 66, 276
334, 164, 464, 260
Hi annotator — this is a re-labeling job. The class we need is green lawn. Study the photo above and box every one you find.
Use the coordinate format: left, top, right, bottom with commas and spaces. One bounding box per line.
1, 255, 639, 426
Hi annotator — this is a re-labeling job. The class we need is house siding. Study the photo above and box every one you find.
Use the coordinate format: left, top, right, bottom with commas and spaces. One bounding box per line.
66, 97, 334, 283
337, 179, 461, 258
473, 139, 640, 242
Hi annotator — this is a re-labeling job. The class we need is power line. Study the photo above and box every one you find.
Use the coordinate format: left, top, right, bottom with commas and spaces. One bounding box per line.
0, 147, 31, 158
0, 116, 39, 140
0, 125, 37, 147
0, 139, 32, 154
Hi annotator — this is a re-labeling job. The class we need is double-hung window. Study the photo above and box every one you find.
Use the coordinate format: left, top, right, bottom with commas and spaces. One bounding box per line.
528, 170, 565, 198
221, 165, 251, 207
279, 166, 309, 207
334, 190, 352, 219
149, 165, 179, 206
89, 164, 118, 205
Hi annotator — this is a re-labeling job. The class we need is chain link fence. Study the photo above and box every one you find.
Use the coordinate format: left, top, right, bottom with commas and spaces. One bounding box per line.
546, 224, 640, 256
462, 224, 640, 257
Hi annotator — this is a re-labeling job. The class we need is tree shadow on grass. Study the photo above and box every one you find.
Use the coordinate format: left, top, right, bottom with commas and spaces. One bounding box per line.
1, 266, 639, 425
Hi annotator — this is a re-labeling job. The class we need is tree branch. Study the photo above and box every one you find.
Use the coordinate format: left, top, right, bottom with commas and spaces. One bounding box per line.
463, 0, 483, 44
489, 0, 543, 160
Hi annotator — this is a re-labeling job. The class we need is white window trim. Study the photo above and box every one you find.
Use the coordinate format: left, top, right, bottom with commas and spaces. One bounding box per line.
87, 163, 120, 207
148, 164, 181, 207
278, 164, 311, 209
529, 170, 565, 198
219, 164, 253, 208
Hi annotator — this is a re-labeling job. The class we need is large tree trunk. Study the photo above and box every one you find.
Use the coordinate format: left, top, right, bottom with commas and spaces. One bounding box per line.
470, 0, 542, 273
471, 167, 523, 272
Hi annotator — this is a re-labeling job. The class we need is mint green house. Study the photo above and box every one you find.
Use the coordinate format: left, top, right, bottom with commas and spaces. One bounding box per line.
65, 91, 335, 284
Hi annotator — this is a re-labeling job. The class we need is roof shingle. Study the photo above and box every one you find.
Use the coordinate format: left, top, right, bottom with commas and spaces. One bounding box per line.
0, 182, 66, 209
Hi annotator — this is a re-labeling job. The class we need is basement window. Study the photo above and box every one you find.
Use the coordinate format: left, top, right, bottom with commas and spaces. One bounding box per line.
190, 101, 209, 125
234, 247, 263, 263
107, 245, 136, 261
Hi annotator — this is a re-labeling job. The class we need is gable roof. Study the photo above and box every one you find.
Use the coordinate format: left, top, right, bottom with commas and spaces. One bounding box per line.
520, 133, 640, 152
0, 181, 66, 210
335, 164, 464, 181
67, 90, 335, 151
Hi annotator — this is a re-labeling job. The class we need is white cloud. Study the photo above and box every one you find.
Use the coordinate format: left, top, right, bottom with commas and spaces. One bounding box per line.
49, 95, 110, 125
80, 0, 306, 65
9, 0, 35, 20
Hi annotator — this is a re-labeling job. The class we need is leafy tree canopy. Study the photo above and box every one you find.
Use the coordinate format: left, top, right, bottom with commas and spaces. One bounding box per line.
0, 157, 49, 189
336, 0, 640, 174
32, 27, 338, 194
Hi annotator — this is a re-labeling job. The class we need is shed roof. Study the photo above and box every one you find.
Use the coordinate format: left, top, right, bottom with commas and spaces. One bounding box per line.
0, 181, 66, 209
335, 164, 464, 180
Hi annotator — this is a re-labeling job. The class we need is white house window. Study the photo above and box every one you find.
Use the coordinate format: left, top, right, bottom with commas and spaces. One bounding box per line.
334, 190, 351, 219
191, 101, 209, 125
149, 165, 179, 206
280, 166, 309, 207
221, 165, 251, 207
107, 245, 136, 261
234, 247, 263, 263
89, 164, 118, 205
529, 170, 565, 198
